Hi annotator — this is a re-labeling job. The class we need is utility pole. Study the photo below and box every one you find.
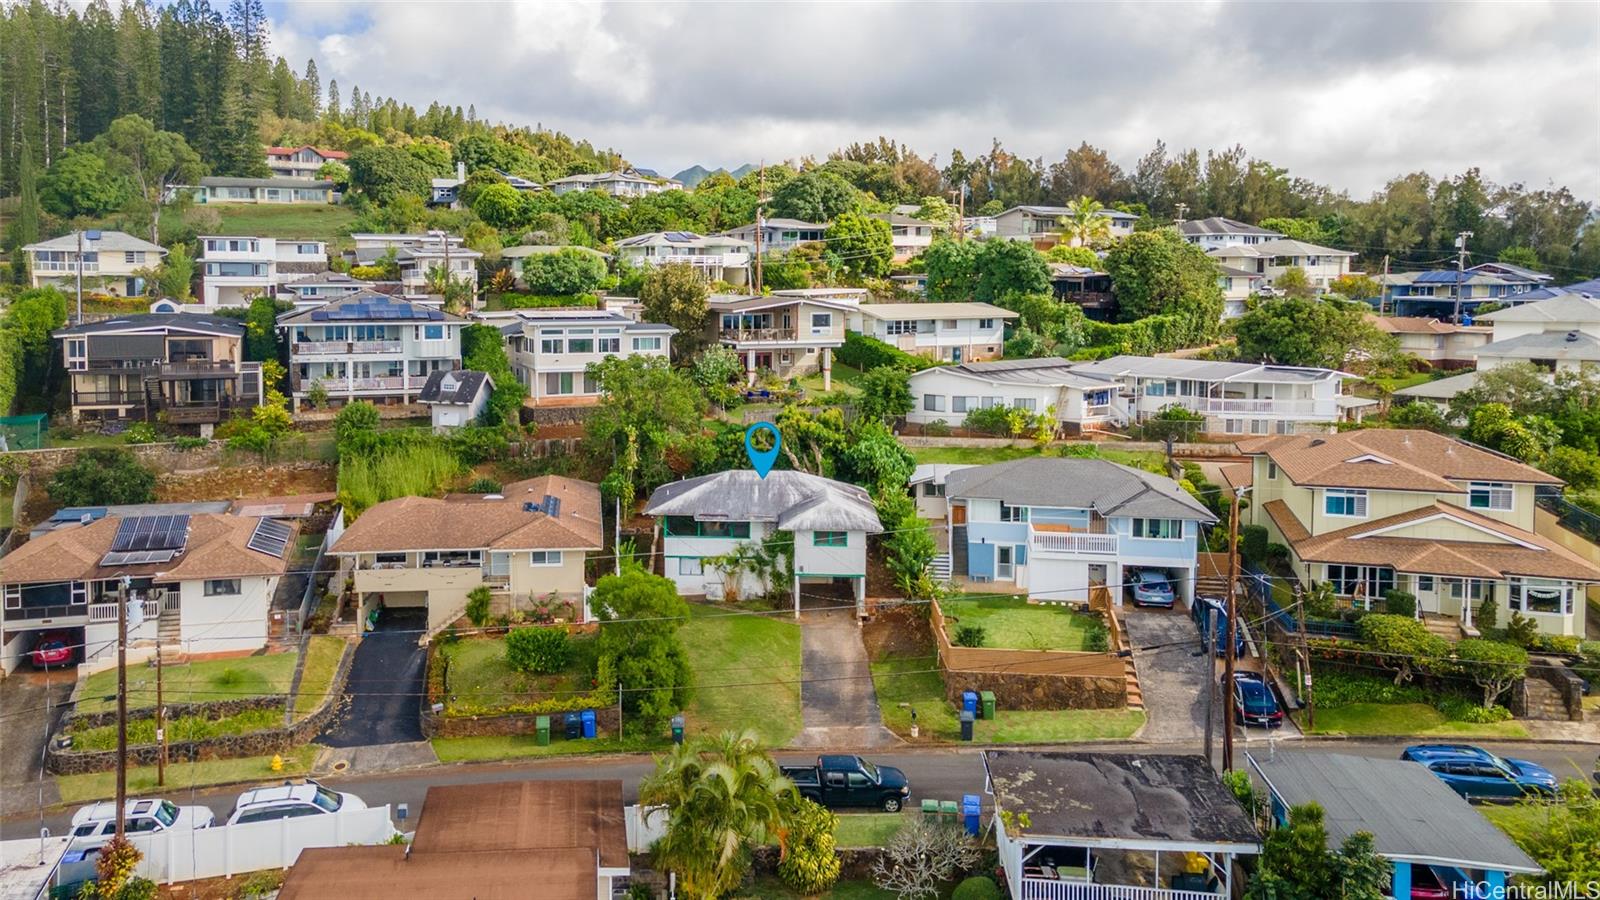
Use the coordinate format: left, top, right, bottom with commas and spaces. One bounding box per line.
155, 641, 166, 787
114, 576, 130, 838
74, 230, 100, 325
1222, 489, 1242, 772
949, 188, 965, 240
1202, 606, 1216, 767
752, 163, 765, 295
1379, 255, 1390, 315
1452, 231, 1474, 324
1174, 203, 1188, 227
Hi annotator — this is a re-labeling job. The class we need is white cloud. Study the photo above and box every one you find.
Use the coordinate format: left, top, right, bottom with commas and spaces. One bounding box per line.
269, 0, 1600, 196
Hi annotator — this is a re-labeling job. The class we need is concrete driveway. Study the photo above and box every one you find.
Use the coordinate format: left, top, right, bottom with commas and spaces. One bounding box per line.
317, 608, 427, 748
795, 607, 896, 748
0, 670, 72, 817
1121, 605, 1209, 743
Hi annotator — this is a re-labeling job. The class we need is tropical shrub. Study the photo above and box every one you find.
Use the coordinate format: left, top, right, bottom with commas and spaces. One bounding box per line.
953, 624, 986, 648
465, 586, 493, 627
505, 626, 572, 675
777, 798, 841, 894
951, 876, 1005, 900
1382, 590, 1416, 618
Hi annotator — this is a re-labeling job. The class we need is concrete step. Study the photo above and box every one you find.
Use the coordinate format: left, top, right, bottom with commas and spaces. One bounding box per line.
1123, 660, 1144, 710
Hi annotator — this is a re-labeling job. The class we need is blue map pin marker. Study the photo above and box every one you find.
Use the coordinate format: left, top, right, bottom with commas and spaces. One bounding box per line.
744, 422, 781, 478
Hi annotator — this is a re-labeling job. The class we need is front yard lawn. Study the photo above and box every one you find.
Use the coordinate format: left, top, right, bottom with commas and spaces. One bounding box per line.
870, 655, 1143, 743
679, 604, 803, 746
909, 444, 1165, 473
1300, 703, 1529, 739
438, 634, 592, 714
797, 361, 865, 397
291, 637, 347, 720
77, 650, 299, 714
834, 813, 904, 848
432, 733, 664, 763
940, 595, 1104, 651
55, 745, 319, 804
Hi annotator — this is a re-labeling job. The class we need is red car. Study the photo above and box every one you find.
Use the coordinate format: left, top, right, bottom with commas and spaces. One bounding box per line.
30, 632, 75, 669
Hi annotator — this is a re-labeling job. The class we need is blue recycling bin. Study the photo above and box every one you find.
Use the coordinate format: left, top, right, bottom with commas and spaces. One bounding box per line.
581, 709, 597, 739
962, 794, 982, 835
961, 690, 978, 716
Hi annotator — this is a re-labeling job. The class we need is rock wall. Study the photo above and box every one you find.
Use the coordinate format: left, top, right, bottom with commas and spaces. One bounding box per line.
943, 668, 1126, 711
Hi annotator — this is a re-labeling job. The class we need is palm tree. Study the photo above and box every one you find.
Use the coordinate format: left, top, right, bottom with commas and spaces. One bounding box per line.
640, 730, 798, 899
1058, 195, 1112, 248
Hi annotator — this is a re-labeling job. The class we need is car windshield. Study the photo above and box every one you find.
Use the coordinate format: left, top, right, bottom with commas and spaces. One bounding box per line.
858, 761, 879, 782
1484, 754, 1517, 777
154, 801, 178, 828
312, 787, 342, 813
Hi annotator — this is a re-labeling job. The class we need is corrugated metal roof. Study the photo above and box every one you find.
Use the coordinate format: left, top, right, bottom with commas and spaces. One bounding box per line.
643, 470, 882, 533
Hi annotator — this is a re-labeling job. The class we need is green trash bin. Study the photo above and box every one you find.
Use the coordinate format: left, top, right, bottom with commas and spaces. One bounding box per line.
536, 715, 551, 746
980, 691, 996, 720
921, 799, 940, 818
940, 800, 960, 823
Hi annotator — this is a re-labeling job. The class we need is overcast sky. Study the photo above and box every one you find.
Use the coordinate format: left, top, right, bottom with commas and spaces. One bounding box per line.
265, 0, 1600, 199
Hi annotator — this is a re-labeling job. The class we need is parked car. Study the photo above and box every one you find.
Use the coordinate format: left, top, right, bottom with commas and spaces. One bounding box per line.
1129, 570, 1175, 608
1192, 596, 1245, 657
68, 799, 215, 850
30, 631, 75, 669
1401, 744, 1557, 801
1229, 672, 1283, 727
1409, 864, 1480, 899
226, 780, 367, 825
782, 755, 910, 812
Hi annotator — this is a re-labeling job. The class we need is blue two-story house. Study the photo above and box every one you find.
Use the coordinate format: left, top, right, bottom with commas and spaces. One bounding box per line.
942, 458, 1216, 605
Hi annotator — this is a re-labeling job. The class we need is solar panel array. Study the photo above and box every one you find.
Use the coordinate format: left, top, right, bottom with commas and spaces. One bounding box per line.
664, 231, 700, 243
1414, 270, 1469, 285
542, 494, 562, 518
101, 549, 177, 566
247, 518, 292, 558
309, 299, 445, 322
111, 515, 190, 552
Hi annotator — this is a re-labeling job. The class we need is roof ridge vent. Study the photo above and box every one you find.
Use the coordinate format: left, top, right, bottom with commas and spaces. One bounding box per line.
1568, 330, 1580, 342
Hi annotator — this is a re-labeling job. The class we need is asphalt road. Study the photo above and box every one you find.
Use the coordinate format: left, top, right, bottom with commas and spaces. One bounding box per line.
6, 738, 1595, 840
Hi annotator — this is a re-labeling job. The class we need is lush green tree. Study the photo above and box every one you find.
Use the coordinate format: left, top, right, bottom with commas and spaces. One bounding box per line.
461, 323, 526, 426
1247, 803, 1336, 899
973, 239, 1050, 303
768, 170, 859, 222
47, 448, 157, 507
1465, 402, 1551, 463
1357, 614, 1449, 685
689, 345, 744, 408
521, 248, 606, 295
1453, 638, 1528, 708
591, 570, 693, 733
587, 355, 709, 495
1543, 445, 1600, 492
346, 145, 433, 205
1273, 266, 1316, 301
923, 238, 981, 302
1497, 245, 1543, 270
855, 367, 914, 423
239, 295, 283, 362
1508, 780, 1600, 886
639, 730, 797, 899
90, 115, 205, 245
1329, 273, 1381, 301
1058, 196, 1112, 247
472, 182, 528, 230
9, 138, 40, 249
911, 196, 955, 228
1044, 244, 1100, 267
38, 147, 129, 218
1258, 217, 1330, 244
639, 263, 710, 356
1233, 298, 1393, 368
1387, 402, 1447, 432
333, 400, 381, 453
1450, 363, 1553, 423
1103, 227, 1224, 329
4, 287, 68, 406
1329, 831, 1390, 900
838, 420, 916, 495
316, 160, 350, 191
778, 798, 841, 894
824, 213, 894, 278
995, 291, 1088, 356
153, 242, 194, 300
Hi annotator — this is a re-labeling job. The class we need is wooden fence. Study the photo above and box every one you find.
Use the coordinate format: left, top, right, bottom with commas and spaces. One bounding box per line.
929, 598, 1126, 709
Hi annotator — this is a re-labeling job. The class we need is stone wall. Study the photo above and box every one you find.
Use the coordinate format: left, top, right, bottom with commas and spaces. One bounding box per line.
10, 441, 234, 479
421, 704, 620, 739
46, 641, 355, 775
522, 405, 597, 427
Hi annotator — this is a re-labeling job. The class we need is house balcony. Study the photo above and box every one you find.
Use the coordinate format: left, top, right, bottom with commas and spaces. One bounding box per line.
88, 592, 171, 624
292, 340, 404, 356
34, 260, 98, 273
71, 390, 146, 407
719, 327, 844, 348
1017, 879, 1219, 900
645, 253, 749, 269
148, 395, 256, 424
1147, 395, 1329, 420
1030, 530, 1120, 556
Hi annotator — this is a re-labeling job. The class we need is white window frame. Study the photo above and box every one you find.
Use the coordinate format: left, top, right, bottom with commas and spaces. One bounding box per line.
204, 579, 242, 596
1468, 482, 1514, 512
528, 551, 563, 567
632, 336, 662, 352
999, 503, 1029, 523
1133, 519, 1183, 540
1324, 489, 1368, 518
678, 557, 704, 576
923, 394, 945, 412
4, 584, 21, 609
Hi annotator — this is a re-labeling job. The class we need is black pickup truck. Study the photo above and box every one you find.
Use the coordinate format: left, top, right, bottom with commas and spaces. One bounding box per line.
782, 755, 911, 812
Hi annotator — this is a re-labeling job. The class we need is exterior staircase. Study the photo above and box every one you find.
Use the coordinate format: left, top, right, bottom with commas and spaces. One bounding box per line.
1421, 613, 1463, 641
950, 526, 967, 578
1523, 676, 1570, 721
927, 554, 952, 580
157, 604, 181, 646
1123, 658, 1144, 711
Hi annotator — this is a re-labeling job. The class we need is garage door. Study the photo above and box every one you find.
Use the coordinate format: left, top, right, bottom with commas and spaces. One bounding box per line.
1028, 558, 1089, 603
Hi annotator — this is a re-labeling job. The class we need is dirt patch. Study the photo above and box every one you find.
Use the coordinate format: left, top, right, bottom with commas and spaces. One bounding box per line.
533, 422, 587, 440
863, 604, 934, 662
157, 464, 336, 503
157, 870, 282, 899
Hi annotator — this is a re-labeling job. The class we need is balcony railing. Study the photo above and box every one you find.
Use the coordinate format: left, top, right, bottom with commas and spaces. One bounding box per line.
720, 328, 842, 345
1019, 880, 1218, 900
156, 359, 247, 376
72, 391, 145, 407
643, 253, 749, 268
1031, 532, 1119, 555
8, 603, 88, 622
1193, 397, 1323, 417
292, 340, 403, 356
88, 596, 166, 623
35, 261, 98, 273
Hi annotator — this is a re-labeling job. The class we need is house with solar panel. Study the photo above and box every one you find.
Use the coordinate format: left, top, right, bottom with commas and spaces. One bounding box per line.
0, 512, 296, 675
613, 232, 753, 286
329, 476, 602, 633
1378, 268, 1546, 319
280, 291, 466, 411
53, 313, 264, 431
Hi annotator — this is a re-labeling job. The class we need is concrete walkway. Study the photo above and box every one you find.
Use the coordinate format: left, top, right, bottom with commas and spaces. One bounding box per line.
794, 608, 896, 748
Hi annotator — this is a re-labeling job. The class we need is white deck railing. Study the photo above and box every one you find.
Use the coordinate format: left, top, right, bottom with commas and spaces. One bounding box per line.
1031, 532, 1119, 555
1020, 879, 1219, 900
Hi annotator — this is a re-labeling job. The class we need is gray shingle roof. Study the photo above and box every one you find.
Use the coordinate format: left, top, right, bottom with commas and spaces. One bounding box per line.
1476, 295, 1600, 323
1249, 752, 1539, 873
914, 357, 1118, 390
53, 312, 244, 338
418, 370, 490, 405
25, 231, 165, 254
643, 470, 882, 533
1178, 216, 1282, 237
1474, 330, 1600, 361
1069, 354, 1341, 384
944, 458, 1216, 522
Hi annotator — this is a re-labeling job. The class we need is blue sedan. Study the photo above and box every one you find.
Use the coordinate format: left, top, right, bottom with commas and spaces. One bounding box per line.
1230, 672, 1283, 727
1130, 570, 1175, 608
1401, 744, 1558, 801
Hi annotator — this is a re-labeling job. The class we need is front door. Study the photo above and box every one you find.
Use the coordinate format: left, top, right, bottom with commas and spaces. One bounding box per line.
754, 352, 773, 371
952, 347, 963, 363
996, 545, 1014, 581
951, 504, 967, 525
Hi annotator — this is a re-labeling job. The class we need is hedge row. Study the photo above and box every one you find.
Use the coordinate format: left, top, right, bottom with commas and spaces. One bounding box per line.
1083, 314, 1204, 356
836, 331, 940, 372
494, 292, 601, 310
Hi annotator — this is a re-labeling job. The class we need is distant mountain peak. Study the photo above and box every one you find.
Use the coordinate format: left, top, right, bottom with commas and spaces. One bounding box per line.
672, 163, 757, 188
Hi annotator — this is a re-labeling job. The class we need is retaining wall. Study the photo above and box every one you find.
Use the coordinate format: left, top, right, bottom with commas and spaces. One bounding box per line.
930, 599, 1127, 711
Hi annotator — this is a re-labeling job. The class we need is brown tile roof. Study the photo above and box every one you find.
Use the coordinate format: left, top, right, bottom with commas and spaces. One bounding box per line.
1236, 430, 1562, 492
0, 514, 293, 585
278, 846, 596, 900
1263, 498, 1600, 581
332, 476, 602, 554
413, 780, 627, 868
1218, 463, 1253, 492
1366, 315, 1489, 336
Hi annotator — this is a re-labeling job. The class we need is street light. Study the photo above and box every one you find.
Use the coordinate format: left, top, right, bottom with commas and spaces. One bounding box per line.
76, 229, 101, 325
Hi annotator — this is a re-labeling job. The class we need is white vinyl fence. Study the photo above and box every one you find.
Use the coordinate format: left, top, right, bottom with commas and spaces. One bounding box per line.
625, 804, 668, 853
58, 805, 397, 885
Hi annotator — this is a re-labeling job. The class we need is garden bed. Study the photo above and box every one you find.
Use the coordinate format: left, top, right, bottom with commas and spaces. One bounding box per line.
1295, 671, 1528, 739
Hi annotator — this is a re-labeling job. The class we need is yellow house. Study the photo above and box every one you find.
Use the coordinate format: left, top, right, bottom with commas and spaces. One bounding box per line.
1224, 429, 1600, 637
330, 476, 602, 634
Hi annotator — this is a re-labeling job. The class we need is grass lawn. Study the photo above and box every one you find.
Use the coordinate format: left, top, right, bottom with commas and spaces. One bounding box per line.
798, 362, 866, 397
1365, 371, 1440, 395
1481, 803, 1553, 847
733, 877, 897, 900
909, 444, 1164, 473
55, 745, 320, 805
871, 655, 1144, 743
439, 635, 591, 713
0, 488, 11, 529
291, 637, 347, 720
431, 733, 666, 763
940, 595, 1103, 651
680, 604, 803, 746
1301, 703, 1529, 739
834, 813, 904, 848
209, 203, 360, 243
46, 432, 131, 450
77, 650, 299, 714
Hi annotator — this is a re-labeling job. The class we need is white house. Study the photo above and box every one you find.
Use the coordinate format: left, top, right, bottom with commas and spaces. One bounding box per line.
265, 145, 348, 179
992, 205, 1139, 245
1472, 295, 1600, 373
644, 470, 883, 616
1218, 265, 1266, 318
22, 231, 165, 298
1068, 355, 1365, 436
197, 236, 328, 307
280, 290, 466, 410
0, 511, 293, 674
906, 358, 1125, 434
614, 232, 753, 286
847, 302, 1016, 363
909, 464, 974, 521
486, 308, 675, 407
347, 232, 481, 296
545, 169, 680, 198
871, 213, 937, 260
707, 289, 865, 387
419, 369, 493, 430
719, 218, 827, 255
1178, 216, 1284, 251
279, 271, 375, 307
179, 176, 335, 205
1208, 238, 1357, 293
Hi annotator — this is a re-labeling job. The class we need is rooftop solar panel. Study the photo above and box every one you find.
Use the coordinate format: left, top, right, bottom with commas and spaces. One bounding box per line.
246, 518, 292, 558
99, 548, 178, 567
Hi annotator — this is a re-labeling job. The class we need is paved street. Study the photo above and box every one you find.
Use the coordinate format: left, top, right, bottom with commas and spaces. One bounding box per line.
7, 738, 1595, 841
